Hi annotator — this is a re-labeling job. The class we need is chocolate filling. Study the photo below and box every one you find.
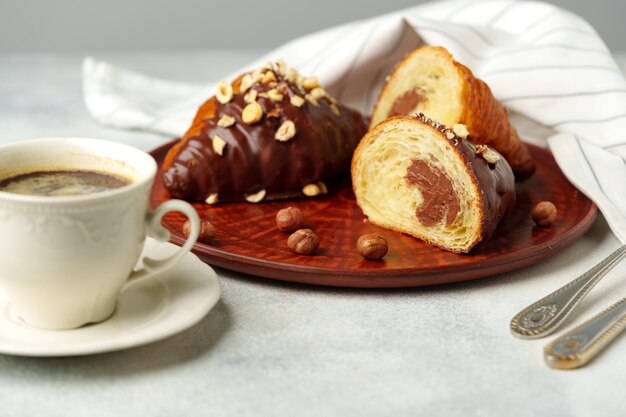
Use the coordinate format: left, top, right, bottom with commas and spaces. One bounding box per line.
389, 88, 424, 117
404, 159, 460, 227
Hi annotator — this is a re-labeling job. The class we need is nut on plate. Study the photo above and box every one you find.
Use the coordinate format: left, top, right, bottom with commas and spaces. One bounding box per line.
357, 233, 388, 260
531, 201, 558, 227
276, 207, 305, 232
183, 219, 216, 244
287, 229, 319, 255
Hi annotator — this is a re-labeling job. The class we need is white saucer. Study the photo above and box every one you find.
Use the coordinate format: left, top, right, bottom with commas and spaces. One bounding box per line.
0, 238, 220, 357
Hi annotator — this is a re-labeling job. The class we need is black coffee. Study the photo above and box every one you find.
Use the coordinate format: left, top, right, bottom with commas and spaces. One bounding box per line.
0, 170, 131, 196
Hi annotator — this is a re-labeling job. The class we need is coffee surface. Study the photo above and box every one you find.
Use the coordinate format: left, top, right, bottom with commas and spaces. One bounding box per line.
0, 170, 130, 196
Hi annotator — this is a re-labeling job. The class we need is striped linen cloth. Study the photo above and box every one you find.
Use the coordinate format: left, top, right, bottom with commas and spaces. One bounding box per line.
83, 0, 626, 243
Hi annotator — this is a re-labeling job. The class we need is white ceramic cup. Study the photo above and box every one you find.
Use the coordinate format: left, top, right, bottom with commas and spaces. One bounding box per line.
0, 138, 200, 330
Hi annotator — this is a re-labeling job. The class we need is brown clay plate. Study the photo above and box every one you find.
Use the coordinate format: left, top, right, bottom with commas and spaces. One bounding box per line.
150, 141, 596, 288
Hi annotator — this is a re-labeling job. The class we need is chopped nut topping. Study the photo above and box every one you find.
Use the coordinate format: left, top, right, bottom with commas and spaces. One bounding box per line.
267, 89, 284, 102
302, 182, 327, 197
262, 71, 277, 84
216, 81, 233, 104
245, 189, 266, 203
286, 68, 300, 84
445, 131, 455, 140
275, 120, 297, 142
205, 193, 219, 204
217, 114, 236, 128
330, 103, 341, 116
475, 144, 501, 164
290, 95, 305, 107
301, 77, 319, 90
453, 124, 469, 139
305, 93, 319, 107
274, 59, 287, 76
242, 101, 264, 124
212, 135, 227, 156
244, 89, 258, 103
251, 70, 264, 83
267, 108, 281, 118
309, 87, 326, 101
239, 74, 254, 93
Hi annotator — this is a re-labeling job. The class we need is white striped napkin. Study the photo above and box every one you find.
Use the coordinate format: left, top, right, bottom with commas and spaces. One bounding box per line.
83, 0, 626, 243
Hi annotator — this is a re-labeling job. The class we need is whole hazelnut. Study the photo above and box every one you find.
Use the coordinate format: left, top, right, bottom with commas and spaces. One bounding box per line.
276, 207, 305, 232
287, 229, 319, 255
531, 201, 558, 227
357, 233, 388, 260
183, 219, 216, 244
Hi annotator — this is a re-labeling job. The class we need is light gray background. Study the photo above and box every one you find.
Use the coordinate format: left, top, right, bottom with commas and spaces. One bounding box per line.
0, 0, 624, 52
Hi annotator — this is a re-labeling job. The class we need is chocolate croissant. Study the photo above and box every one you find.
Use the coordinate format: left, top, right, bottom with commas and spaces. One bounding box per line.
162, 61, 368, 204
370, 46, 535, 180
352, 114, 516, 253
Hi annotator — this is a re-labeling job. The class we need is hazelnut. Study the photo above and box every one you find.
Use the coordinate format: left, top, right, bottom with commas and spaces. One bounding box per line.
452, 124, 469, 139
183, 219, 216, 244
305, 93, 319, 107
475, 144, 501, 164
239, 74, 254, 93
302, 182, 327, 197
245, 189, 266, 203
301, 77, 320, 90
205, 193, 218, 204
267, 89, 284, 102
357, 234, 388, 260
286, 68, 300, 84
274, 59, 287, 76
275, 120, 297, 142
287, 229, 319, 255
216, 81, 233, 104
244, 89, 258, 103
290, 95, 305, 107
531, 201, 558, 227
262, 71, 277, 84
276, 207, 305, 232
267, 108, 281, 118
309, 87, 326, 101
217, 114, 236, 128
212, 135, 227, 156
242, 101, 264, 124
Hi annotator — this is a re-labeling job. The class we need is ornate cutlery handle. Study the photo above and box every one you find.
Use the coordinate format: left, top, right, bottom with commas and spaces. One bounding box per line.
510, 245, 626, 339
544, 297, 626, 369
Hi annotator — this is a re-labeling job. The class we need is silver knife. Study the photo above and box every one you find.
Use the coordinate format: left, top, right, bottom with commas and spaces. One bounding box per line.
544, 297, 626, 369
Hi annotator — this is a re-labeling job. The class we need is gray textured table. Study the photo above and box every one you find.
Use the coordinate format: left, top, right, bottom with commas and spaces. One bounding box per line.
1, 51, 626, 417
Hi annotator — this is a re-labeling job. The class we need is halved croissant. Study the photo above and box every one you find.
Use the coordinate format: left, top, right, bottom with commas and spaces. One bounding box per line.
370, 46, 535, 180
352, 114, 516, 253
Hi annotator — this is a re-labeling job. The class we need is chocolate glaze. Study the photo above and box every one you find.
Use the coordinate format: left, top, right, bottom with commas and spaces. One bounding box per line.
404, 159, 460, 227
163, 67, 368, 202
389, 88, 424, 118
413, 113, 515, 245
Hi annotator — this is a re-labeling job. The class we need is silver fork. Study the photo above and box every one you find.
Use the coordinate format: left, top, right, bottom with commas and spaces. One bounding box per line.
510, 244, 626, 339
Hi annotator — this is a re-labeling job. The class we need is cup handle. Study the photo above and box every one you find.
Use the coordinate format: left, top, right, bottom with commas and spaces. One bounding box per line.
126, 199, 200, 284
